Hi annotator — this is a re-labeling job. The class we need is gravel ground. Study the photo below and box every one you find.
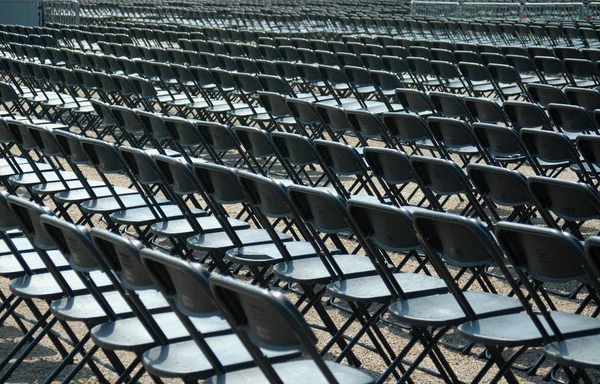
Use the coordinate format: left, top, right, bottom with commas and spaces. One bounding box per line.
0, 89, 599, 383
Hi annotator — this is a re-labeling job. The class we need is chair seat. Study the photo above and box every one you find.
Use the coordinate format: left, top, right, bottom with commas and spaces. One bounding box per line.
202, 360, 375, 384
536, 158, 571, 169
0, 162, 54, 177
142, 334, 301, 379
225, 241, 335, 266
8, 170, 78, 187
150, 216, 250, 237
571, 162, 600, 176
273, 254, 378, 284
543, 334, 600, 369
459, 311, 600, 347
0, 250, 68, 278
91, 311, 230, 351
227, 106, 267, 118
327, 272, 447, 303
389, 291, 522, 327
447, 144, 481, 156
10, 269, 113, 300
81, 194, 172, 214
0, 236, 34, 254
0, 157, 29, 167
110, 205, 205, 226
51, 289, 168, 323
187, 228, 292, 252
31, 179, 106, 195
54, 186, 138, 204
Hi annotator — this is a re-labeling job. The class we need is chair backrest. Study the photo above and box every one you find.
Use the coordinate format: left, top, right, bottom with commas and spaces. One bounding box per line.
395, 88, 436, 115
410, 155, 470, 197
381, 112, 435, 145
192, 161, 247, 205
520, 128, 582, 170
426, 116, 482, 157
528, 176, 600, 227
469, 121, 520, 156
39, 215, 99, 272
527, 83, 569, 108
547, 103, 599, 136
429, 92, 471, 121
495, 221, 589, 286
271, 131, 320, 167
503, 101, 552, 131
363, 146, 415, 186
565, 87, 600, 112
464, 97, 508, 125
467, 163, 532, 209
208, 274, 335, 383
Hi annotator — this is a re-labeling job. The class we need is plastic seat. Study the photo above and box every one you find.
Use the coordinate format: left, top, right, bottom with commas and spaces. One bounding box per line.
527, 83, 569, 108
548, 103, 600, 140
467, 163, 535, 223
459, 222, 600, 382
138, 248, 301, 381
381, 210, 523, 384
204, 274, 375, 384
465, 97, 509, 125
503, 100, 553, 131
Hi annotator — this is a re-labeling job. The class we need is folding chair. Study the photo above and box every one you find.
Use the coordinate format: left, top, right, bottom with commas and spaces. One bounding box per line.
429, 92, 473, 121
527, 83, 569, 108
138, 248, 302, 382
425, 116, 489, 167
563, 58, 600, 88
205, 273, 375, 383
464, 97, 510, 125
520, 128, 591, 181
270, 132, 329, 187
467, 163, 536, 223
487, 64, 529, 101
312, 139, 384, 202
528, 176, 600, 239
381, 112, 441, 155
534, 56, 571, 87
410, 155, 493, 226
472, 122, 537, 172
503, 100, 553, 131
547, 103, 600, 140
565, 87, 600, 112
542, 236, 600, 379
394, 88, 436, 117
459, 222, 600, 383
379, 210, 524, 383
186, 161, 294, 270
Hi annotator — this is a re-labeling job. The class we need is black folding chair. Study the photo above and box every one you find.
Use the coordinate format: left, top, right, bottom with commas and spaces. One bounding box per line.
459, 222, 600, 383
138, 247, 302, 382
379, 210, 523, 383
206, 273, 375, 383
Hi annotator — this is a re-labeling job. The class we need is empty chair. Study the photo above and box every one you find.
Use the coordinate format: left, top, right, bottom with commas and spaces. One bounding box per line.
547, 103, 600, 140
465, 97, 509, 125
565, 87, 600, 111
528, 176, 600, 238
429, 92, 473, 121
503, 101, 553, 131
467, 163, 536, 223
205, 273, 375, 383
520, 128, 591, 181
410, 155, 493, 226
527, 83, 569, 108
